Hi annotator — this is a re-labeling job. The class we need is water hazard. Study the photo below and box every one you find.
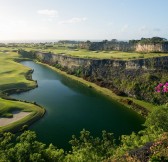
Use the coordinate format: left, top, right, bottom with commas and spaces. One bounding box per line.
11, 61, 144, 149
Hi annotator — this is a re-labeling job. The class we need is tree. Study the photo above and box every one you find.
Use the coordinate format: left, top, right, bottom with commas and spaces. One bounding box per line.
145, 106, 168, 131
111, 39, 118, 43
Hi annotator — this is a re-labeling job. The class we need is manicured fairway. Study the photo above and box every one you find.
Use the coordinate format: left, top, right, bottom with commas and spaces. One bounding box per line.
0, 50, 36, 92
0, 50, 45, 133
23, 47, 168, 60
0, 98, 44, 133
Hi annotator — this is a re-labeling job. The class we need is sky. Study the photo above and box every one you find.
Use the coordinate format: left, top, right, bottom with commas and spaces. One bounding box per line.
0, 0, 168, 41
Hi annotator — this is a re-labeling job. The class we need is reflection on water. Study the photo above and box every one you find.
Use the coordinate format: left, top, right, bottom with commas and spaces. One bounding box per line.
11, 61, 144, 150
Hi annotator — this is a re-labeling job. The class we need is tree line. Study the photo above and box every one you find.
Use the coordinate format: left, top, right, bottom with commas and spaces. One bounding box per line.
78, 37, 168, 51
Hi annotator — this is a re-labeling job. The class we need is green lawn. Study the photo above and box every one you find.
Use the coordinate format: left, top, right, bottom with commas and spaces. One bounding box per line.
0, 98, 44, 133
52, 49, 168, 60
0, 47, 158, 117
22, 47, 168, 60
1, 46, 168, 60
0, 50, 45, 133
0, 51, 36, 92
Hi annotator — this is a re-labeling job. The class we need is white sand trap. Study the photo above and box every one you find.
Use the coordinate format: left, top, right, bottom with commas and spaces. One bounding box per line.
0, 111, 31, 127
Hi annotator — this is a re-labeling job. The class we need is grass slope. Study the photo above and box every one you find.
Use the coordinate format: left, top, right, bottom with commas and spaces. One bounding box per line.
0, 51, 36, 92
0, 49, 45, 133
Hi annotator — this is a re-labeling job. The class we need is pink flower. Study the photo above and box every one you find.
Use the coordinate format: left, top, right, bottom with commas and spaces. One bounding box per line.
163, 85, 168, 92
158, 83, 164, 87
155, 82, 168, 93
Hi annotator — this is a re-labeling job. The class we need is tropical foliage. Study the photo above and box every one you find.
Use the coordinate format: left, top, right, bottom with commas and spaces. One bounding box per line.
0, 106, 168, 162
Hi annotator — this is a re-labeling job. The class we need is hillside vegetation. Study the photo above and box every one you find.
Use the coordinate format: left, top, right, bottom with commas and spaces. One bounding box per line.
0, 105, 168, 161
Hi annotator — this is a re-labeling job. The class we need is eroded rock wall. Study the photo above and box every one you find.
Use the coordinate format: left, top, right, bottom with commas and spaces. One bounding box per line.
19, 50, 168, 104
34, 52, 168, 103
135, 43, 168, 53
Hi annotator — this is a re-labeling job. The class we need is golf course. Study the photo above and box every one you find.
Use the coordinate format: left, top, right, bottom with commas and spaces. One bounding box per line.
0, 49, 45, 133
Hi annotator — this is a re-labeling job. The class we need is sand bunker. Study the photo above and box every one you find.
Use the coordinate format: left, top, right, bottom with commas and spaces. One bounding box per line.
0, 111, 31, 127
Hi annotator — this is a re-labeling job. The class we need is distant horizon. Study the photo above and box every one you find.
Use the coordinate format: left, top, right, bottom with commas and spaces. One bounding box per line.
0, 38, 126, 43
0, 36, 167, 44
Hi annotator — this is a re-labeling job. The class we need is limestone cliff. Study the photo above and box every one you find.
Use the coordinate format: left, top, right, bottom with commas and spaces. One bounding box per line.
19, 50, 168, 105
135, 43, 168, 53
79, 37, 168, 52
35, 51, 168, 73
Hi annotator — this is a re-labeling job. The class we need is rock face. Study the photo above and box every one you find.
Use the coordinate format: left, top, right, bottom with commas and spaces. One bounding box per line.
108, 43, 168, 53
33, 52, 168, 103
35, 51, 168, 73
79, 40, 168, 52
135, 43, 168, 53
19, 50, 168, 104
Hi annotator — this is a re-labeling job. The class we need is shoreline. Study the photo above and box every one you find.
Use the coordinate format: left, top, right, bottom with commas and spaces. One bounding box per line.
0, 97, 45, 134
0, 59, 45, 134
0, 55, 155, 134
36, 60, 155, 117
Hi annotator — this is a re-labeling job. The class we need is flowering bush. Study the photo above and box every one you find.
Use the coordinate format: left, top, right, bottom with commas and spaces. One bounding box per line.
155, 82, 168, 93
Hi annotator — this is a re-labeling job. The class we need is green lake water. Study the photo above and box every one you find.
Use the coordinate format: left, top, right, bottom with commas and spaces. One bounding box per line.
11, 61, 144, 150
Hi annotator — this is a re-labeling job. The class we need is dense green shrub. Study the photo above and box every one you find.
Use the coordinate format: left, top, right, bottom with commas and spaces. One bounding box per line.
145, 106, 168, 132
1, 104, 168, 162
55, 63, 62, 69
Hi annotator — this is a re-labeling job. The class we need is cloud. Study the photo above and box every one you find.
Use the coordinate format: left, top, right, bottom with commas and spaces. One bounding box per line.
153, 28, 161, 32
37, 9, 58, 18
59, 17, 87, 24
140, 26, 148, 32
121, 24, 128, 32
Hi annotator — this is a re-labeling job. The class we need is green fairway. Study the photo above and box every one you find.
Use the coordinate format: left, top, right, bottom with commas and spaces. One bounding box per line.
0, 50, 36, 92
0, 50, 45, 133
50, 49, 168, 60
22, 47, 168, 60
0, 98, 44, 133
